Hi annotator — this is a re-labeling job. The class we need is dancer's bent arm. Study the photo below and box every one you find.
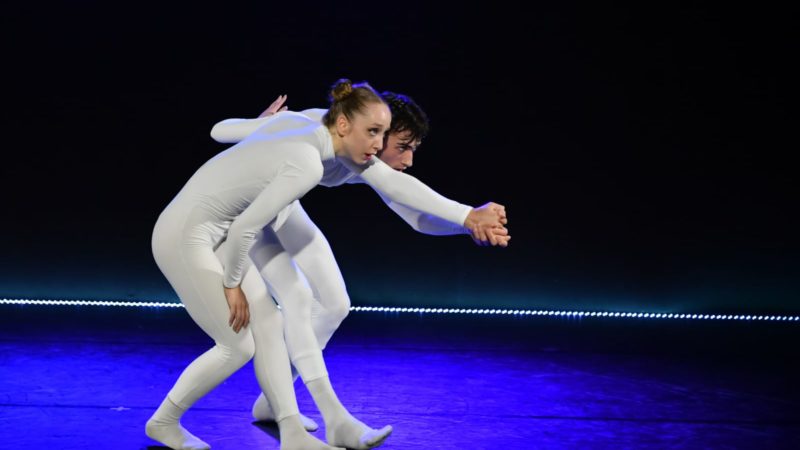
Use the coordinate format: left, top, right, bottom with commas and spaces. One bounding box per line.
221, 145, 323, 289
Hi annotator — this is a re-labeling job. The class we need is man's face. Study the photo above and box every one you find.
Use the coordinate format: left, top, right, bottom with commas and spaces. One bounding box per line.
379, 130, 420, 171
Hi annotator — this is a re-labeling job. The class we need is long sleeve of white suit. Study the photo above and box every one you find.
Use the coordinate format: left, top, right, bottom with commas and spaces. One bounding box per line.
210, 109, 326, 143
341, 157, 472, 228
210, 116, 274, 143
221, 144, 324, 288
346, 175, 468, 235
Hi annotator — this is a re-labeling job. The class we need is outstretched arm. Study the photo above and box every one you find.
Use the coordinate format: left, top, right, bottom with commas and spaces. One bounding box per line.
378, 189, 511, 246
373, 189, 468, 235
343, 158, 507, 245
210, 95, 290, 143
343, 157, 470, 225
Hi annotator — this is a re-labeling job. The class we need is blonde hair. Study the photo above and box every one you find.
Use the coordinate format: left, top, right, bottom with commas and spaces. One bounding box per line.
322, 78, 386, 127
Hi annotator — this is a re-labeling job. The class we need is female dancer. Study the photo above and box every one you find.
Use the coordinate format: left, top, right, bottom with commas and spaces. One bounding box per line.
148, 80, 506, 450
148, 80, 396, 450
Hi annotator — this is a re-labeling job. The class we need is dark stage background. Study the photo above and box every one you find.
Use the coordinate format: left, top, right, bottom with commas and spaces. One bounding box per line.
2, 3, 796, 314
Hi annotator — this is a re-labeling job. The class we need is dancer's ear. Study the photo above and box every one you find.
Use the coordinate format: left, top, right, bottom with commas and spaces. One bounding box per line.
336, 114, 351, 137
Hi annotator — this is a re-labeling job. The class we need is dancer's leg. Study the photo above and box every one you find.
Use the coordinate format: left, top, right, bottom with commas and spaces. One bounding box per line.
251, 206, 392, 449
253, 202, 350, 425
251, 226, 327, 384
238, 258, 297, 423
147, 225, 258, 450
242, 251, 318, 430
240, 256, 340, 450
275, 202, 351, 351
250, 212, 320, 429
149, 217, 337, 450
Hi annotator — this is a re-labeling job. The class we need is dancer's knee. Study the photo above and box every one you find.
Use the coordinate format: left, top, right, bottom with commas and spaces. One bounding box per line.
218, 336, 255, 366
252, 302, 285, 333
264, 305, 285, 329
280, 286, 315, 318
325, 293, 351, 324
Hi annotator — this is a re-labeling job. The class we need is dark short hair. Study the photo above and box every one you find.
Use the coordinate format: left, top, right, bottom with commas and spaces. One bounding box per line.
381, 91, 430, 144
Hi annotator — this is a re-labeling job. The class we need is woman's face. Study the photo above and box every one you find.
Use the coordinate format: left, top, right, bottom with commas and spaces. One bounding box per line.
337, 102, 391, 164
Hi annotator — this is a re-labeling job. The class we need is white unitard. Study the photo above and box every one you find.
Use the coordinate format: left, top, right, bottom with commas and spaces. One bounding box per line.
153, 111, 471, 422
210, 109, 471, 384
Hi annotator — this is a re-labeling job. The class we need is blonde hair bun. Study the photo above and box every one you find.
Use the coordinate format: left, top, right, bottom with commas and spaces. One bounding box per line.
330, 79, 354, 101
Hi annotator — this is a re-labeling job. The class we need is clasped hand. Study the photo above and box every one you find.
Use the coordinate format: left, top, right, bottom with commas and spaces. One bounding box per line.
465, 202, 510, 247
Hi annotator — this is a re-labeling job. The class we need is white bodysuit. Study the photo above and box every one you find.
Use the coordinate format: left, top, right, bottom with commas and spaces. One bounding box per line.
213, 109, 471, 378
152, 110, 471, 422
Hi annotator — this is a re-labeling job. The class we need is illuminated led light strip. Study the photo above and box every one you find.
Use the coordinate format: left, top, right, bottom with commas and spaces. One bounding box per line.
1, 298, 798, 322
0, 298, 182, 308
351, 306, 800, 321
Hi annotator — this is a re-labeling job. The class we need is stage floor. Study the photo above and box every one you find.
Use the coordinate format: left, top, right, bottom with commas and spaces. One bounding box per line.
1, 305, 798, 449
